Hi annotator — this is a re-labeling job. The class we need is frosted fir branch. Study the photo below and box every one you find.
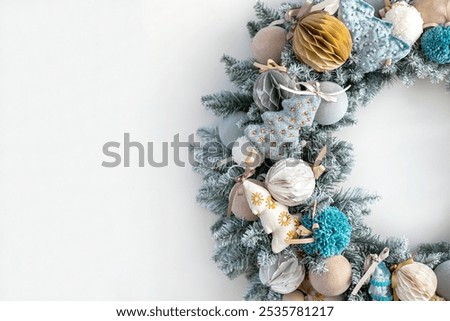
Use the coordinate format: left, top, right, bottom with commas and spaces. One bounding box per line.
201, 91, 254, 117
244, 273, 282, 301
414, 242, 450, 269
221, 55, 259, 92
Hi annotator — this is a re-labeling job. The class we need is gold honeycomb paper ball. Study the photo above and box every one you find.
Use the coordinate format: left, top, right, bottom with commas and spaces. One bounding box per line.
293, 11, 352, 72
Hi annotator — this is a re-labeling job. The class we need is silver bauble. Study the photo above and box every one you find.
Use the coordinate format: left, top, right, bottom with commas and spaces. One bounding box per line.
314, 82, 348, 126
253, 70, 296, 112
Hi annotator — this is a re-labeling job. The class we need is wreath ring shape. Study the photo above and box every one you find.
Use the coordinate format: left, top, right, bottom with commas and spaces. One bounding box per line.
192, 0, 450, 301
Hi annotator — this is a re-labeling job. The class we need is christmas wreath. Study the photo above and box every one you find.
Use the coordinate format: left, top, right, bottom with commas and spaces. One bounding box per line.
192, 0, 450, 301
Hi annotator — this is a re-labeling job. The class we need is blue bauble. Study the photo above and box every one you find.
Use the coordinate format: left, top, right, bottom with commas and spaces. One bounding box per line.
421, 26, 450, 64
218, 111, 247, 148
301, 207, 352, 258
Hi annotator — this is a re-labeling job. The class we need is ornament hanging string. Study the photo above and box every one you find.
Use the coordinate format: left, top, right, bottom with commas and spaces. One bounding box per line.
253, 59, 287, 73
312, 145, 327, 179
226, 148, 261, 217
391, 258, 415, 301
351, 247, 390, 296
278, 82, 351, 103
285, 200, 318, 245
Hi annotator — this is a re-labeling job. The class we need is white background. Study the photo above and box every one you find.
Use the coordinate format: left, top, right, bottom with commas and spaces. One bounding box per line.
0, 0, 448, 301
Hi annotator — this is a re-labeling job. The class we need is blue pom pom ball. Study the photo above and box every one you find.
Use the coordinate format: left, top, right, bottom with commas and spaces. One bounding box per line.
421, 26, 450, 64
301, 207, 351, 258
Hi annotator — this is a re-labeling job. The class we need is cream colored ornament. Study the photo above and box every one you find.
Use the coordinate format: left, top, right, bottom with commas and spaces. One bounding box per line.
242, 180, 300, 253
259, 256, 305, 294
383, 1, 424, 45
309, 255, 352, 297
392, 260, 438, 301
299, 277, 343, 301
232, 136, 264, 168
283, 290, 305, 301
252, 26, 288, 64
413, 0, 450, 26
228, 179, 264, 221
265, 158, 315, 207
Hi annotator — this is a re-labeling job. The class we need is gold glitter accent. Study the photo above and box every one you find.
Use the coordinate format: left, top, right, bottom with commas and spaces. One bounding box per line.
278, 211, 291, 227
271, 142, 277, 147
280, 129, 286, 135
313, 293, 325, 301
285, 230, 298, 240
278, 117, 283, 121
265, 196, 277, 210
251, 192, 263, 206
288, 126, 293, 129
258, 137, 266, 143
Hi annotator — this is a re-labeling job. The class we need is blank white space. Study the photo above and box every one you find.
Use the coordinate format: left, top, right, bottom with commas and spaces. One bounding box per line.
0, 0, 448, 300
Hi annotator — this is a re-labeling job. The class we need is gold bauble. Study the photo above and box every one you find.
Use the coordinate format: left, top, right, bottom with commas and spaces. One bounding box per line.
293, 11, 352, 72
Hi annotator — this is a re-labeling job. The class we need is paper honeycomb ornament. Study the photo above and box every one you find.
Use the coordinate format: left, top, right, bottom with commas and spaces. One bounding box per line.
293, 11, 352, 72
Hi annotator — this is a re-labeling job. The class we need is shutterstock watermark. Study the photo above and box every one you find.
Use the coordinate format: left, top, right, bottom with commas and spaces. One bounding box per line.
101, 132, 331, 168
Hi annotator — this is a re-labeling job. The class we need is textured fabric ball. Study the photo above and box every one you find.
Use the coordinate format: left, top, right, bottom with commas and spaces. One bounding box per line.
232, 136, 264, 168
259, 255, 305, 294
253, 69, 296, 112
314, 82, 348, 125
413, 0, 450, 26
309, 255, 352, 297
395, 261, 438, 301
218, 112, 247, 148
301, 207, 352, 258
383, 1, 423, 45
421, 26, 450, 64
293, 11, 352, 72
229, 179, 264, 221
252, 26, 288, 64
266, 158, 315, 207
282, 290, 305, 301
434, 260, 450, 300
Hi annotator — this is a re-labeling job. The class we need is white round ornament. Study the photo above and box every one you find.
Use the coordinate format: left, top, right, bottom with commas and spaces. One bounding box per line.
252, 26, 288, 64
393, 261, 438, 301
383, 1, 424, 45
266, 158, 315, 207
434, 260, 450, 300
232, 136, 264, 168
259, 255, 305, 294
218, 112, 247, 148
314, 81, 349, 126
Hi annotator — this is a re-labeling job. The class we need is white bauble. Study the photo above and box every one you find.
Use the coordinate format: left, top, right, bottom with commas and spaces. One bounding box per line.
232, 136, 264, 168
395, 262, 437, 301
435, 260, 450, 300
259, 256, 305, 294
266, 158, 315, 207
383, 1, 424, 45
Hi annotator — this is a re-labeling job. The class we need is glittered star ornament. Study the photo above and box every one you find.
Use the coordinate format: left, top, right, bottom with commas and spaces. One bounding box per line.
245, 94, 321, 160
339, 0, 411, 72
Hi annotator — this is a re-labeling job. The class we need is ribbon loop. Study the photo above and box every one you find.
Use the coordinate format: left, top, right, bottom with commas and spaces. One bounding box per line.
351, 247, 390, 296
391, 258, 415, 301
312, 145, 327, 179
278, 82, 351, 103
253, 59, 287, 73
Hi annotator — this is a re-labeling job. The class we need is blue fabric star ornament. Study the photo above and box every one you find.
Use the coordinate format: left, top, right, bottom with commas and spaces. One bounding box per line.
245, 94, 321, 160
339, 0, 411, 72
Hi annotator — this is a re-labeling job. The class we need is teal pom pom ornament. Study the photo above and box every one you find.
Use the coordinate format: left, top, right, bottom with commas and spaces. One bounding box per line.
301, 207, 352, 258
421, 26, 450, 64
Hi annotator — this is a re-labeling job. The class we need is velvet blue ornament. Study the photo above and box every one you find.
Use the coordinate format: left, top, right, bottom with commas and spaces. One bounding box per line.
301, 207, 352, 258
339, 0, 411, 72
369, 262, 393, 301
421, 26, 450, 64
245, 94, 321, 160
